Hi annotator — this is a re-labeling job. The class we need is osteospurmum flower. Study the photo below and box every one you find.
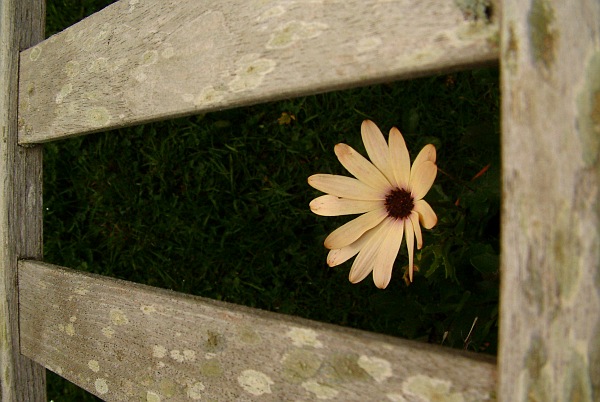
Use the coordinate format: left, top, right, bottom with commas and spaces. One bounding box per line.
308, 120, 437, 289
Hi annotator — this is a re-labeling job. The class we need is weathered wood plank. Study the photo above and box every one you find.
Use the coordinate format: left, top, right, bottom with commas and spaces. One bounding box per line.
19, 260, 496, 401
499, 0, 600, 400
17, 0, 499, 144
0, 0, 46, 400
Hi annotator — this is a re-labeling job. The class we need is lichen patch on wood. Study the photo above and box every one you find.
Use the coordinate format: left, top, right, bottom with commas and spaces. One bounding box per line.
18, 260, 496, 400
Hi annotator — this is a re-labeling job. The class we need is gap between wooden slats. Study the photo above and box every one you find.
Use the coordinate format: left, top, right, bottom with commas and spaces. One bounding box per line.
19, 260, 496, 401
18, 0, 499, 144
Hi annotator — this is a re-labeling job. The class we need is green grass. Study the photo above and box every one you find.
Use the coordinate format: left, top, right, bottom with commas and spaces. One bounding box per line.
44, 1, 500, 400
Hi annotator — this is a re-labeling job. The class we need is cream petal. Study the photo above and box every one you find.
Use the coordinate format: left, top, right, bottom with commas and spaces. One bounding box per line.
308, 174, 385, 200
409, 161, 437, 200
413, 199, 437, 229
405, 219, 415, 282
348, 220, 389, 284
310, 195, 381, 216
409, 211, 423, 249
326, 227, 377, 267
334, 143, 391, 190
413, 144, 437, 167
388, 127, 411, 189
361, 120, 395, 184
372, 219, 405, 289
324, 208, 387, 249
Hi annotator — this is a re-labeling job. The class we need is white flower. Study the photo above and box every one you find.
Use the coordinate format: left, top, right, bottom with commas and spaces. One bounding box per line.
308, 120, 437, 288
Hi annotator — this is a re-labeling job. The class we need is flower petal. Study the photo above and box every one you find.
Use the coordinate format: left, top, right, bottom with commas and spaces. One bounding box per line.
413, 144, 437, 167
405, 219, 415, 282
372, 219, 405, 289
308, 174, 385, 200
310, 195, 381, 216
324, 208, 387, 249
326, 227, 377, 267
409, 211, 423, 249
334, 143, 391, 190
361, 120, 395, 184
409, 160, 437, 200
388, 127, 411, 189
348, 220, 389, 284
413, 199, 437, 229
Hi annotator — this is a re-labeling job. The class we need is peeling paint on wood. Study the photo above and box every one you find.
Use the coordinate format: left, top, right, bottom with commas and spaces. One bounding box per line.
17, 0, 499, 144
18, 260, 496, 401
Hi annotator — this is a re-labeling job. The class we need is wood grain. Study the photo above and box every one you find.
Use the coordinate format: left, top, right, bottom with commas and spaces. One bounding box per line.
499, 0, 600, 400
19, 260, 496, 401
17, 0, 499, 144
0, 0, 46, 400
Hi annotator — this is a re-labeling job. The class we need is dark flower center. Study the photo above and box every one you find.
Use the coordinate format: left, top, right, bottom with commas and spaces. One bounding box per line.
385, 188, 414, 219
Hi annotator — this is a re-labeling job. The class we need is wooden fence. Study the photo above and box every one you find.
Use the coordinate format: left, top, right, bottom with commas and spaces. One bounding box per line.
1, 0, 598, 400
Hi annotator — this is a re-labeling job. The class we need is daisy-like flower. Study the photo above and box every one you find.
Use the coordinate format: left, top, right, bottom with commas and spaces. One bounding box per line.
308, 120, 438, 289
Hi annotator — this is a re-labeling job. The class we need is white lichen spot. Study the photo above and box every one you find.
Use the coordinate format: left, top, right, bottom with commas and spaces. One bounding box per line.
357, 355, 392, 383
109, 309, 129, 326
29, 47, 41, 61
183, 349, 196, 362
238, 326, 261, 344
286, 327, 323, 348
65, 323, 75, 336
73, 287, 89, 295
88, 360, 100, 373
87, 107, 111, 128
301, 380, 339, 400
102, 326, 115, 338
161, 47, 175, 59
228, 55, 276, 93
128, 0, 139, 12
133, 69, 148, 82
95, 378, 109, 395
64, 60, 80, 78
142, 50, 159, 65
55, 83, 72, 104
402, 375, 465, 402
194, 86, 225, 106
258, 5, 286, 21
88, 57, 110, 74
204, 352, 217, 360
170, 349, 185, 363
356, 36, 383, 53
237, 369, 274, 396
140, 305, 157, 315
153, 345, 167, 358
146, 390, 161, 402
187, 382, 205, 400
267, 21, 328, 49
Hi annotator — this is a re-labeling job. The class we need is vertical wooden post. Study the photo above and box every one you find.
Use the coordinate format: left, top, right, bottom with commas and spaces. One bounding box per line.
500, 0, 600, 400
0, 0, 46, 400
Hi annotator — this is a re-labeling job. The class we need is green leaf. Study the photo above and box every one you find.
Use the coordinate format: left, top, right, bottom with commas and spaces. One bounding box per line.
470, 253, 499, 274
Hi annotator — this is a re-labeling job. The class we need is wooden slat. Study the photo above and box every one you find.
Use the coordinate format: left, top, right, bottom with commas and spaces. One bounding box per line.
19, 260, 496, 401
0, 0, 46, 400
17, 0, 499, 144
499, 0, 600, 401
